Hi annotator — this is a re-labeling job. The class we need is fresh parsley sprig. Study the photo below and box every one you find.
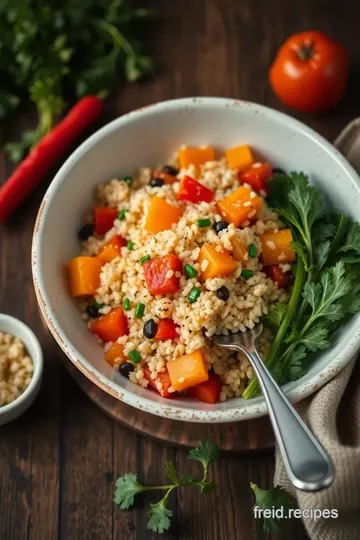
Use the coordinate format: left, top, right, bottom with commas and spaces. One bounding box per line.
114, 441, 219, 534
250, 482, 295, 533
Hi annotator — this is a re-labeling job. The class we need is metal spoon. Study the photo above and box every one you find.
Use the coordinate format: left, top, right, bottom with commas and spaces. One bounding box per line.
211, 323, 334, 492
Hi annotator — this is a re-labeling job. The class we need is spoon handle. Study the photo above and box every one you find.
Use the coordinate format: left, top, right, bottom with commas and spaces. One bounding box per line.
242, 347, 334, 491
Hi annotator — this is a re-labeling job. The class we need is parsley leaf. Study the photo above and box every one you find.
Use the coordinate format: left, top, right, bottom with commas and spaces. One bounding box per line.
165, 461, 178, 484
147, 501, 173, 534
250, 483, 295, 533
188, 441, 220, 474
114, 473, 144, 509
264, 303, 288, 328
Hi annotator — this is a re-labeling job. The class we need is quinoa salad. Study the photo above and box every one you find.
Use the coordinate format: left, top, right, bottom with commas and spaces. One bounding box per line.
67, 144, 297, 403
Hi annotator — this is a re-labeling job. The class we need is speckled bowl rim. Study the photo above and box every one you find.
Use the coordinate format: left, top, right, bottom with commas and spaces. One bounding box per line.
32, 97, 360, 423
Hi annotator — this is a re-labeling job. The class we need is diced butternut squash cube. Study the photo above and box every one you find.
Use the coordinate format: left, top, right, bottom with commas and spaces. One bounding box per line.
145, 196, 182, 234
98, 235, 126, 263
67, 256, 103, 297
260, 229, 296, 265
91, 307, 129, 342
105, 342, 126, 366
178, 146, 215, 169
198, 244, 237, 280
230, 237, 248, 261
217, 186, 262, 227
225, 144, 254, 171
167, 349, 209, 392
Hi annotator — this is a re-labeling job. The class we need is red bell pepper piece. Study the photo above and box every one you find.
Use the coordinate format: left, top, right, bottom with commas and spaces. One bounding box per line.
90, 307, 129, 342
187, 372, 222, 404
155, 319, 179, 340
105, 234, 127, 249
94, 207, 118, 236
144, 254, 182, 295
177, 175, 214, 203
239, 162, 272, 194
143, 365, 174, 398
265, 264, 290, 288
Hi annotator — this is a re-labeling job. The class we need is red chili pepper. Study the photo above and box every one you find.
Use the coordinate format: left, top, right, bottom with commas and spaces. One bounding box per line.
239, 162, 272, 194
265, 264, 290, 288
144, 254, 182, 295
177, 175, 214, 203
143, 365, 174, 398
187, 372, 222, 404
155, 319, 179, 340
94, 207, 119, 236
0, 96, 103, 223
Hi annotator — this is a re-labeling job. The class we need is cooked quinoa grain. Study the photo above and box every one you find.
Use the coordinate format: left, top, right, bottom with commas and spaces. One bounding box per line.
72, 150, 290, 402
0, 332, 33, 406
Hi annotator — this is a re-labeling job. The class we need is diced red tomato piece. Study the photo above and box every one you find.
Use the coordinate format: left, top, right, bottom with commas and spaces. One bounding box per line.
265, 264, 290, 288
105, 234, 127, 249
90, 307, 129, 342
144, 254, 182, 295
238, 163, 273, 194
94, 207, 118, 236
143, 365, 174, 398
177, 175, 214, 203
187, 373, 222, 404
155, 319, 179, 340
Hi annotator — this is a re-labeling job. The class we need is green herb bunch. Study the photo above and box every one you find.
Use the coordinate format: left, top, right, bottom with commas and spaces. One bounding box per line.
114, 441, 219, 534
243, 171, 360, 399
0, 0, 154, 161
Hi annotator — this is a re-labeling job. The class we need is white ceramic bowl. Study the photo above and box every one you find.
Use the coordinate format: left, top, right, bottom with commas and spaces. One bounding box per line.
32, 97, 360, 423
0, 314, 43, 426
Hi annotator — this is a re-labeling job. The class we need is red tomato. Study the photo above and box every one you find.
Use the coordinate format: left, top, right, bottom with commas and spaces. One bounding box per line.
91, 307, 129, 342
144, 254, 182, 295
188, 373, 222, 404
177, 175, 214, 203
94, 207, 118, 236
239, 163, 272, 193
265, 265, 290, 288
155, 319, 179, 340
143, 365, 174, 398
269, 31, 349, 113
105, 234, 126, 250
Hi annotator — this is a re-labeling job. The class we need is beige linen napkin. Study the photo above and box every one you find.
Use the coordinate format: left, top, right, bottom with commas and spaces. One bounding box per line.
274, 119, 360, 540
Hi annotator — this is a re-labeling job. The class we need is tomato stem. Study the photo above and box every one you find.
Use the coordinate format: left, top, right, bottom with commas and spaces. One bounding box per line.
297, 41, 315, 61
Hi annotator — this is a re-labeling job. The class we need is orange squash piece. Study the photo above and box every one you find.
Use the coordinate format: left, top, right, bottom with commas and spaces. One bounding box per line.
98, 235, 126, 263
198, 244, 237, 280
260, 229, 296, 265
105, 341, 126, 366
178, 146, 215, 169
67, 256, 103, 297
217, 186, 262, 227
91, 307, 129, 343
145, 196, 182, 234
167, 349, 209, 392
230, 236, 248, 261
225, 144, 254, 171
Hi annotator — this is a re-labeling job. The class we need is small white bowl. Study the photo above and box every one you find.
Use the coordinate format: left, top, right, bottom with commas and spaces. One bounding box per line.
0, 314, 43, 426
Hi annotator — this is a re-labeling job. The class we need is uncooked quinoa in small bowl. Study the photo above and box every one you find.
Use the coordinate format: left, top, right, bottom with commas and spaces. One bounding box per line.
66, 139, 360, 406
0, 332, 34, 406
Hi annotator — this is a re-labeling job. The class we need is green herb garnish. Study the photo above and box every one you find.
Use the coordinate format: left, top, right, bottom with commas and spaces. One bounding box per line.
241, 269, 254, 279
197, 218, 211, 228
135, 303, 145, 318
184, 263, 198, 278
250, 482, 295, 533
188, 287, 201, 303
114, 441, 219, 534
127, 240, 135, 251
248, 243, 257, 258
128, 349, 141, 363
123, 176, 133, 185
123, 298, 131, 311
140, 255, 151, 264
117, 209, 128, 221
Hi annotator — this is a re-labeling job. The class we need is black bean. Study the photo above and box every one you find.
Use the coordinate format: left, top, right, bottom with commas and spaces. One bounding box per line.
143, 319, 158, 339
273, 168, 285, 175
119, 362, 135, 378
163, 164, 179, 176
78, 223, 94, 241
149, 177, 165, 187
213, 220, 229, 234
86, 305, 99, 318
216, 286, 230, 301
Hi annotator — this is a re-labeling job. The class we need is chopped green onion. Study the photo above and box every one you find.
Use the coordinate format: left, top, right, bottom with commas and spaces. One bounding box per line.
241, 269, 254, 279
135, 303, 145, 318
123, 298, 131, 311
188, 287, 201, 303
123, 176, 133, 185
248, 243, 257, 258
129, 349, 141, 363
184, 263, 198, 278
117, 209, 128, 220
140, 254, 151, 264
197, 218, 212, 228
127, 240, 135, 250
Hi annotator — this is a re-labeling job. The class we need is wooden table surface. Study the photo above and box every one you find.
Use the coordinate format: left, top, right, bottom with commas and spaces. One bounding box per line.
0, 0, 358, 538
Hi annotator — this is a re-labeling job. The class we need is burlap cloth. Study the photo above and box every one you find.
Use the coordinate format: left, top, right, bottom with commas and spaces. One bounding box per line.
274, 120, 360, 540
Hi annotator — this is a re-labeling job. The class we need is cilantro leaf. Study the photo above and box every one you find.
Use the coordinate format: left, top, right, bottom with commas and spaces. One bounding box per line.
114, 473, 144, 509
188, 441, 220, 471
147, 500, 173, 534
200, 480, 217, 494
250, 483, 295, 533
165, 461, 178, 484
